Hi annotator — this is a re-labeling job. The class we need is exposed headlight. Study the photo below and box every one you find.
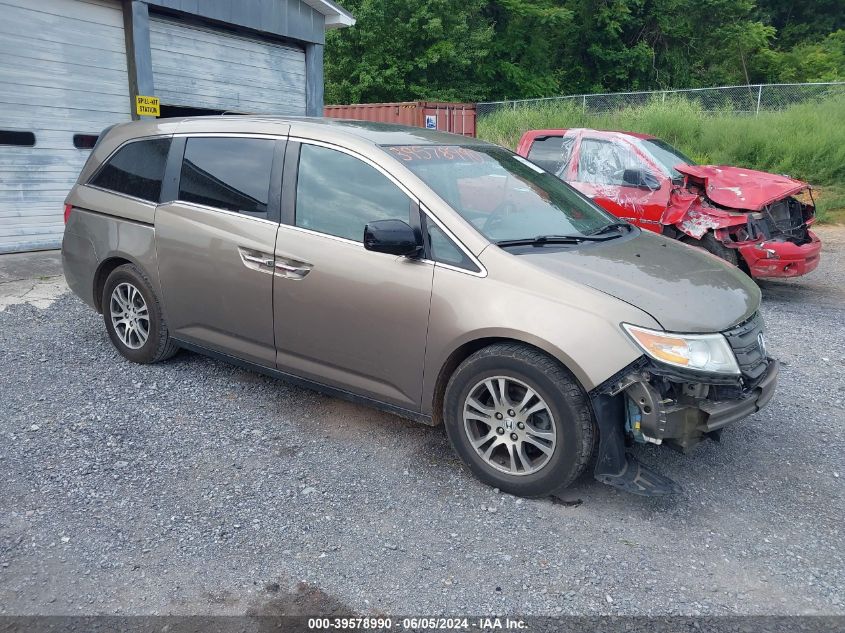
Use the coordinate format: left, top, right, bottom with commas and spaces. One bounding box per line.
622, 324, 740, 375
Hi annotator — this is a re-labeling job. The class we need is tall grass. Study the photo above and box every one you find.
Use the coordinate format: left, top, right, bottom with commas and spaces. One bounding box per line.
477, 96, 845, 221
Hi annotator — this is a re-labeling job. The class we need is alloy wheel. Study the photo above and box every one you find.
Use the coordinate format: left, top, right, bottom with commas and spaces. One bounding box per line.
109, 282, 150, 350
463, 376, 557, 476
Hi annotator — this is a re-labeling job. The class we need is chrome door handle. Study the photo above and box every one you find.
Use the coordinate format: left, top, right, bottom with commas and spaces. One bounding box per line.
243, 253, 274, 267
238, 248, 275, 274
274, 256, 313, 279
275, 262, 307, 273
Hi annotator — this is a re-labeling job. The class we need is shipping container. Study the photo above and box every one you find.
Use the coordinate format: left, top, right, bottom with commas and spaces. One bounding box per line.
323, 102, 476, 137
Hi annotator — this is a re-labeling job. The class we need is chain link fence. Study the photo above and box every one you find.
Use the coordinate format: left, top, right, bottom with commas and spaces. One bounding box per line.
476, 82, 845, 118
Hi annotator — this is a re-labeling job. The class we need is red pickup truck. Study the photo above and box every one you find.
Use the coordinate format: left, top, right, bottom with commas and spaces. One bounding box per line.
516, 128, 821, 278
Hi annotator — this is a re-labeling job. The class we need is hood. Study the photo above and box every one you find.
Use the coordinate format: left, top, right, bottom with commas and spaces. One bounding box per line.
519, 230, 760, 333
675, 164, 808, 211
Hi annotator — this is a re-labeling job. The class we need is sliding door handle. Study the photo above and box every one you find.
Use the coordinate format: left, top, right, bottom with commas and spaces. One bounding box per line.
243, 253, 274, 267
238, 248, 275, 274
274, 256, 313, 279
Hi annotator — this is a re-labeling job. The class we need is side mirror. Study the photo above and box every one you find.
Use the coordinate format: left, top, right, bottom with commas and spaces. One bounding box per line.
623, 168, 660, 190
363, 219, 422, 257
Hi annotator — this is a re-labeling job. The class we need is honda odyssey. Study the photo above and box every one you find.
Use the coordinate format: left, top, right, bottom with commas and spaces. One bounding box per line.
62, 117, 778, 497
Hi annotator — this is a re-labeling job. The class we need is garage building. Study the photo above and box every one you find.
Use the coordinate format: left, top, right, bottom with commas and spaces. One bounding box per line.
0, 0, 353, 253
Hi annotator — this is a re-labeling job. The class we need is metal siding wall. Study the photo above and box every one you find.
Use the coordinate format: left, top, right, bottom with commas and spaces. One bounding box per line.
147, 0, 326, 44
305, 43, 324, 116
149, 17, 306, 114
0, 0, 131, 253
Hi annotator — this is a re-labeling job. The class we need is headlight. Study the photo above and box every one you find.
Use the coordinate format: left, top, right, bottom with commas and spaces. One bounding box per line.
622, 324, 740, 375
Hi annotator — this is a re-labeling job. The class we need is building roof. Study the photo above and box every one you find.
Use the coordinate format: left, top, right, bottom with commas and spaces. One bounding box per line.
301, 0, 355, 29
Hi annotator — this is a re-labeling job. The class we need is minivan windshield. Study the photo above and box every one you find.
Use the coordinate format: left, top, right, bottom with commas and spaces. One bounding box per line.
637, 138, 695, 179
383, 145, 619, 243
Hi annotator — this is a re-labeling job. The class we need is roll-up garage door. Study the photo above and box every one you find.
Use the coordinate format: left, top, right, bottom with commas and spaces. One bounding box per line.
0, 0, 130, 253
149, 17, 306, 116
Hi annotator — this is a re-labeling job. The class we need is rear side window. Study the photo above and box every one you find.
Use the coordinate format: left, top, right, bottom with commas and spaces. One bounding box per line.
90, 137, 171, 202
295, 143, 411, 242
178, 137, 275, 217
527, 136, 574, 177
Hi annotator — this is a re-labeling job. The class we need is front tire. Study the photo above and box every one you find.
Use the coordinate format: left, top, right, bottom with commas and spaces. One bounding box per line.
443, 343, 595, 497
683, 232, 739, 267
102, 264, 178, 364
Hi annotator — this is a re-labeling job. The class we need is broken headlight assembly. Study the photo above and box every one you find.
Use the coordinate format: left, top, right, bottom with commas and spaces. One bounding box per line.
622, 324, 740, 376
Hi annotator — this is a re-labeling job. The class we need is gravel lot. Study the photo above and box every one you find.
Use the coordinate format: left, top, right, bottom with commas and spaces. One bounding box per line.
1, 227, 843, 617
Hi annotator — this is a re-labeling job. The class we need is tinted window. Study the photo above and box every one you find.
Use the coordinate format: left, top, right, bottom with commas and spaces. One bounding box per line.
0, 130, 35, 146
426, 220, 478, 271
90, 138, 171, 202
527, 136, 574, 178
577, 138, 643, 186
296, 144, 410, 241
179, 137, 275, 216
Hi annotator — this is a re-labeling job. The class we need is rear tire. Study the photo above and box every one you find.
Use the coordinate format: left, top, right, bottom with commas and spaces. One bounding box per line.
102, 264, 179, 364
443, 343, 595, 497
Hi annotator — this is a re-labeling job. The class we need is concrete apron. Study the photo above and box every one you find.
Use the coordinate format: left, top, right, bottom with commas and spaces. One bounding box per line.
0, 249, 67, 311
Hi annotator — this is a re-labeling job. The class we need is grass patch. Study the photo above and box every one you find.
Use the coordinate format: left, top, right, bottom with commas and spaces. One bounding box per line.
477, 96, 845, 223
813, 186, 845, 224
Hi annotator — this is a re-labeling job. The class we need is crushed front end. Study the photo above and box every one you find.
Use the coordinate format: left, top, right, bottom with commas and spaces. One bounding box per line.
669, 165, 822, 279
590, 312, 778, 496
732, 195, 821, 278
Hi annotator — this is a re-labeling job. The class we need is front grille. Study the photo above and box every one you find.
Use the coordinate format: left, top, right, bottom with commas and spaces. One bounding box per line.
722, 312, 769, 386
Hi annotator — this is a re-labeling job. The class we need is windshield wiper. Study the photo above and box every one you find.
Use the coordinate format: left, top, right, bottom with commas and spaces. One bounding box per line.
590, 222, 631, 236
496, 232, 622, 248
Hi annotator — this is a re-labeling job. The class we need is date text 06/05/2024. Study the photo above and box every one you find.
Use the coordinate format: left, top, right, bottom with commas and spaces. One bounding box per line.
307, 617, 528, 630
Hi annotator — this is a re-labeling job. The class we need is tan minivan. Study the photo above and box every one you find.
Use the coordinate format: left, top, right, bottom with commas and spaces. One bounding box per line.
62, 117, 778, 497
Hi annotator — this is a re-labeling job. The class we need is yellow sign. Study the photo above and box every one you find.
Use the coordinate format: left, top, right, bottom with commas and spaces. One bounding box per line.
135, 95, 160, 117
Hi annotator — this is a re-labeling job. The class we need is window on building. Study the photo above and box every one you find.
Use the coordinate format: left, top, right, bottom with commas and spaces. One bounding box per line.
296, 144, 411, 242
73, 134, 99, 149
0, 130, 35, 147
178, 137, 275, 217
89, 137, 171, 202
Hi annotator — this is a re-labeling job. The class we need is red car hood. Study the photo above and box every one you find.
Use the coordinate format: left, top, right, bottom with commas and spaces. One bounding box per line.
675, 164, 808, 211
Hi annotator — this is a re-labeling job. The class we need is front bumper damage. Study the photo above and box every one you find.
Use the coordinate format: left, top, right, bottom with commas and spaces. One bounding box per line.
589, 320, 778, 496
722, 194, 820, 279
737, 230, 821, 278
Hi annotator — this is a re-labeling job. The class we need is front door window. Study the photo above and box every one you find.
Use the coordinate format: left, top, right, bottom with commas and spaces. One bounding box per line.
296, 144, 411, 241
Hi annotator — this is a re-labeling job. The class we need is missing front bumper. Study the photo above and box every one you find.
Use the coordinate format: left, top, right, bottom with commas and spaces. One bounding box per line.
619, 360, 779, 450
589, 359, 779, 496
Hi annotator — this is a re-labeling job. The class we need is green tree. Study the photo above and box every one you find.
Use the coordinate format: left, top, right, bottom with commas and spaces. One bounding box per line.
481, 0, 576, 99
324, 0, 845, 104
324, 0, 493, 104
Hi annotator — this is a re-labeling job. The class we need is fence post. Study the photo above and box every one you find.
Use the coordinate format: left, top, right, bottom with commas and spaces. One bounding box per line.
662, 91, 666, 103
756, 85, 762, 116
582, 95, 586, 112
